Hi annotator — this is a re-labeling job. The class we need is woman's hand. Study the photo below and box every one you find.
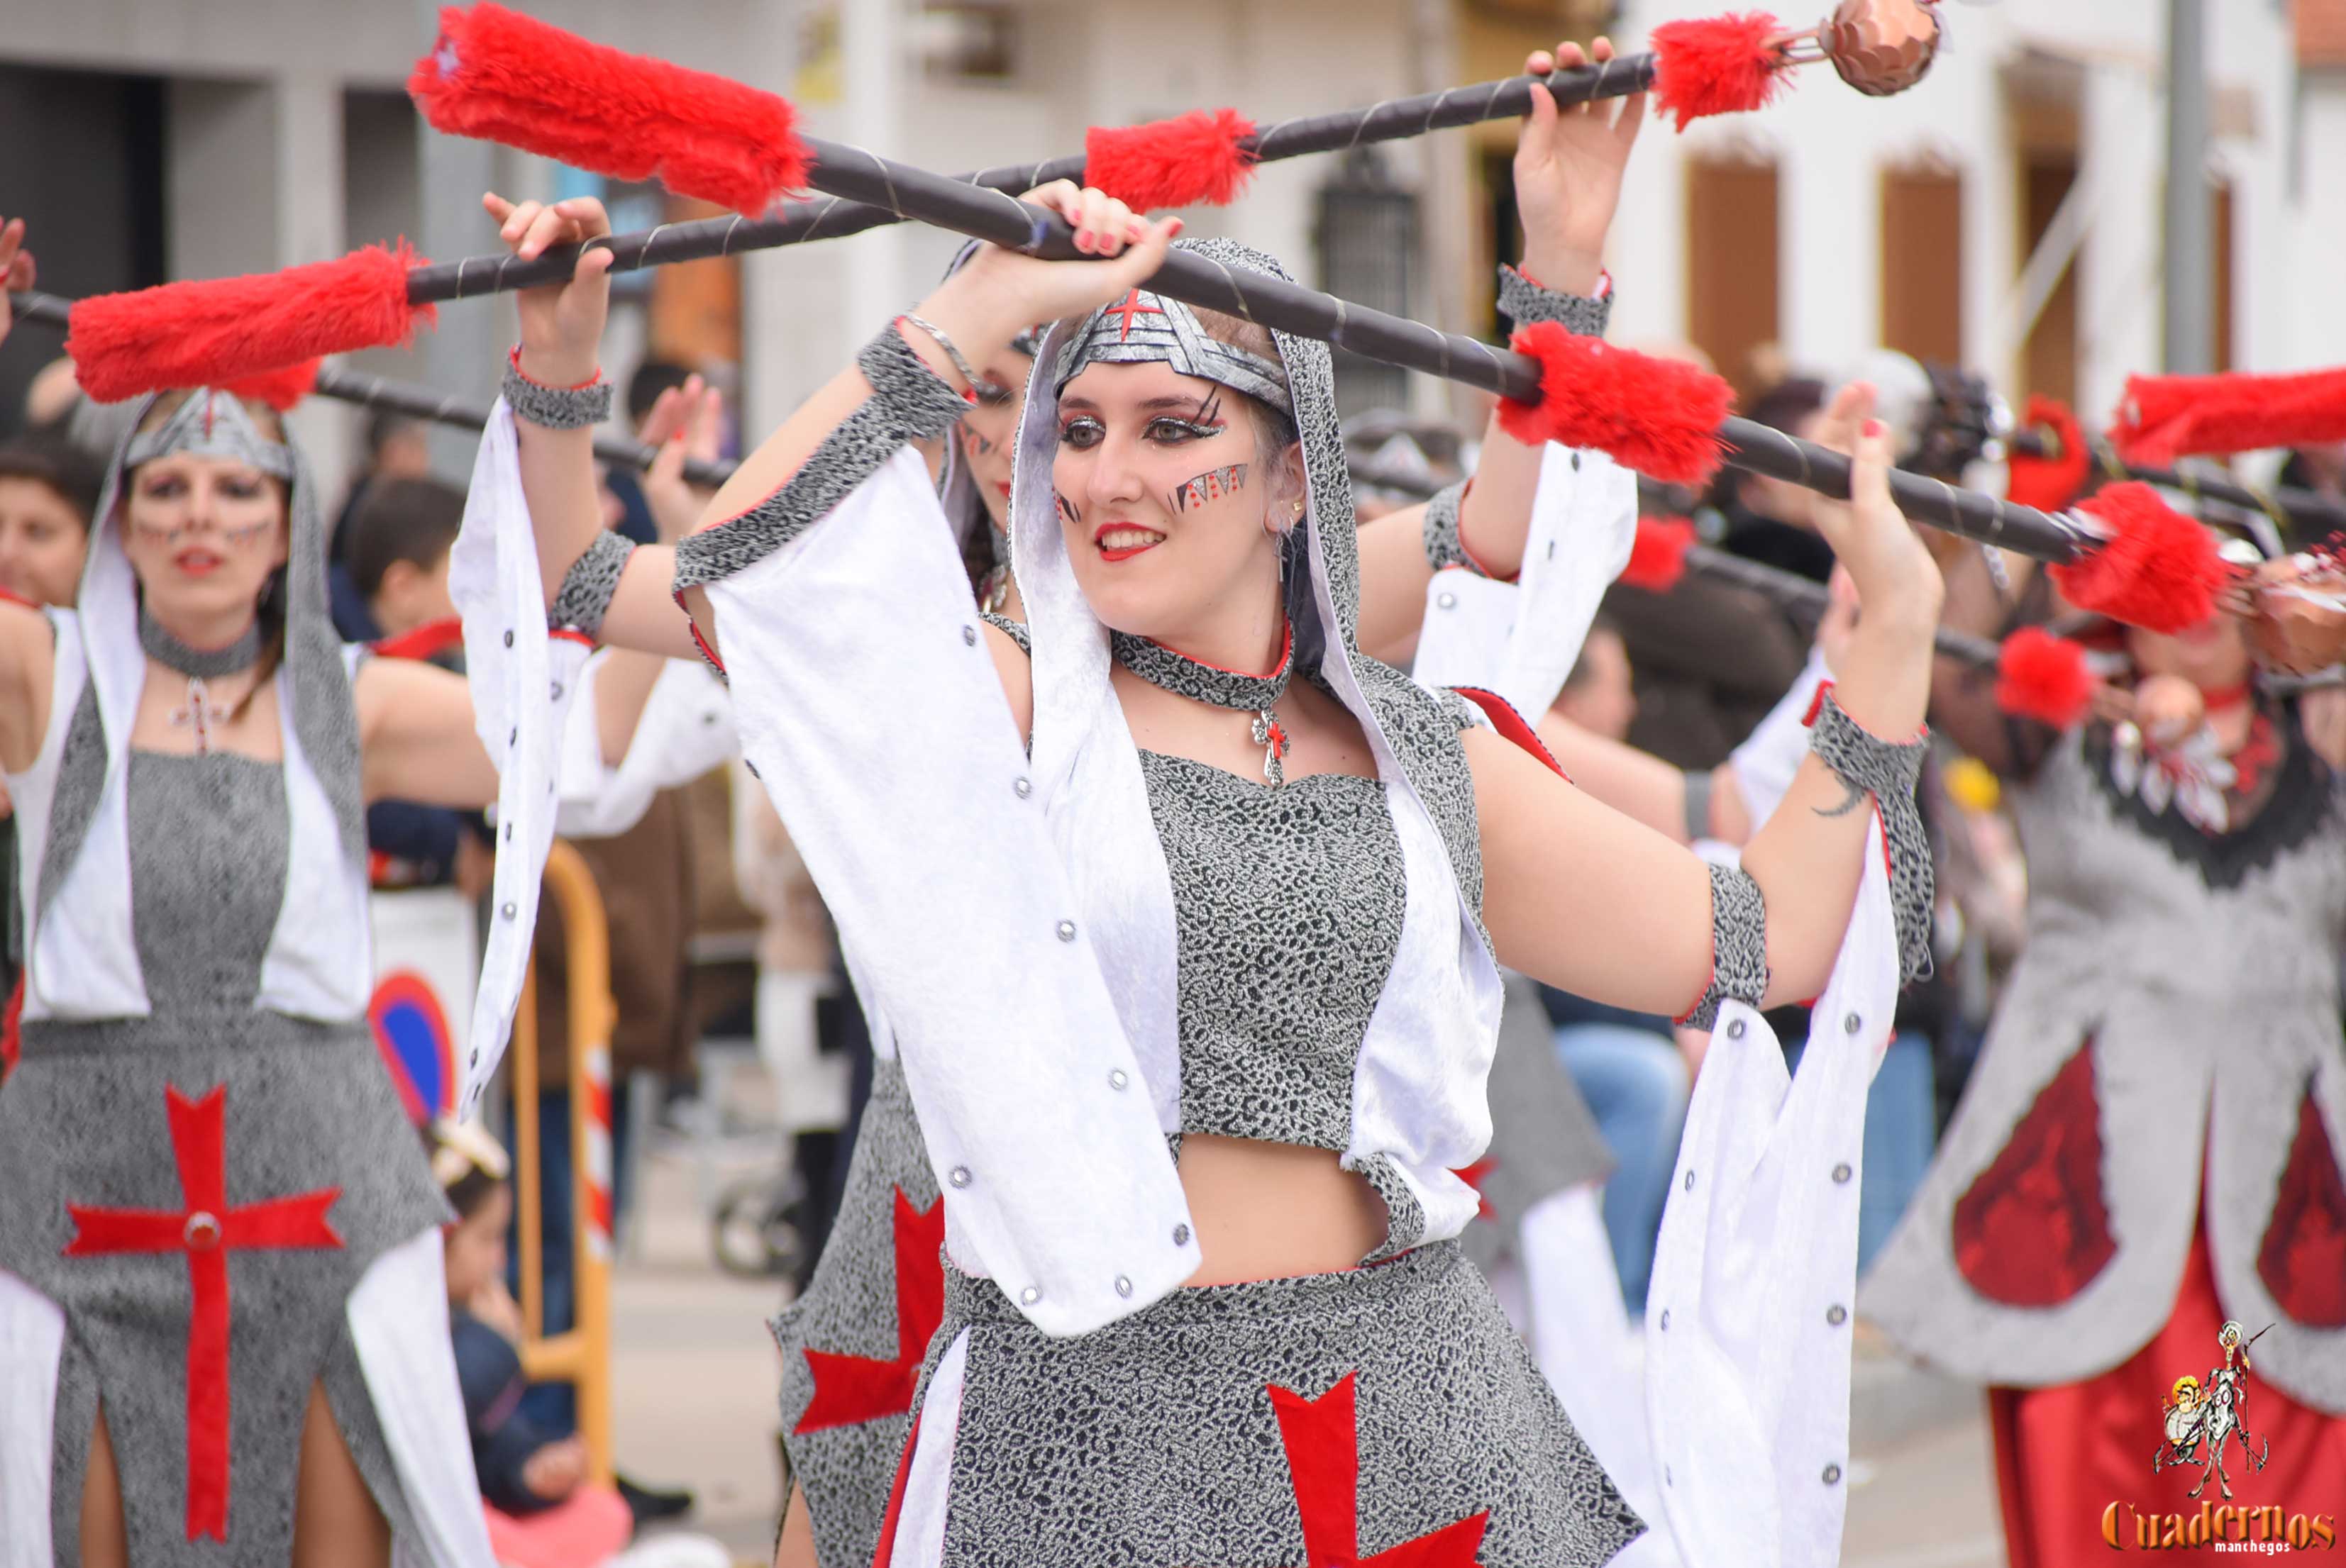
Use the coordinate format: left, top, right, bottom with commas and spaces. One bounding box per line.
1817, 565, 1861, 680
482, 192, 614, 389
2130, 673, 2206, 747
0, 217, 33, 355
921, 182, 1182, 372
1513, 38, 1645, 297
637, 373, 726, 543
1807, 383, 1944, 633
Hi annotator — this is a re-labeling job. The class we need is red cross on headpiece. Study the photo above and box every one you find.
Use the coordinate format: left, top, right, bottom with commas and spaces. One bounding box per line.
64, 1085, 343, 1541
794, 1187, 946, 1432
1107, 288, 1168, 343
1266, 1371, 1491, 1565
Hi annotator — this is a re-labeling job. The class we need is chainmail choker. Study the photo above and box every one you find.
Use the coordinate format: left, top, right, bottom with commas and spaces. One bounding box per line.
1110, 619, 1295, 786
139, 605, 263, 679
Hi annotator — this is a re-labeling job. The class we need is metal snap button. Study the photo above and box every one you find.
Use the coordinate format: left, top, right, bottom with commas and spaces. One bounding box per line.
1056, 920, 1077, 943
1108, 1069, 1129, 1091
184, 1212, 222, 1251
500, 902, 518, 920
1019, 1286, 1041, 1306
503, 630, 514, 648
1683, 1169, 1695, 1191
1114, 1276, 1133, 1299
1437, 591, 1457, 610
962, 625, 978, 646
1827, 1303, 1848, 1326
1832, 1162, 1853, 1184
1014, 777, 1032, 799
1658, 1308, 1671, 1330
1822, 1463, 1843, 1485
1843, 1012, 1863, 1035
1726, 1018, 1746, 1040
949, 1166, 972, 1189
1172, 1223, 1190, 1247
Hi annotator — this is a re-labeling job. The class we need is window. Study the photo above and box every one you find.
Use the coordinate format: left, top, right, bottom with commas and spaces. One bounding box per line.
1315, 150, 1420, 420
1686, 153, 1781, 399
1881, 162, 1963, 367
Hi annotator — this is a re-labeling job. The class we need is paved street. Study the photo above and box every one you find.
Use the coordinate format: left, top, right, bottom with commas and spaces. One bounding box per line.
604, 1073, 2008, 1567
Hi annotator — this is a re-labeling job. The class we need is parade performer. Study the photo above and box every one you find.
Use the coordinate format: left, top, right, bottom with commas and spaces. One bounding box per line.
465, 121, 1938, 1554
0, 313, 658, 1562
1865, 536, 2346, 1566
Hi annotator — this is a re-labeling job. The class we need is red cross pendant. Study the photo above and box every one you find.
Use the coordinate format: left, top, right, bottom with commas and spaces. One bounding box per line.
64, 1085, 343, 1542
1107, 288, 1168, 342
1267, 1371, 1491, 1566
795, 1187, 946, 1433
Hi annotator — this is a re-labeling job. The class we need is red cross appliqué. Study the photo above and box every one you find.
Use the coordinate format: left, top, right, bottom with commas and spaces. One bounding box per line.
1267, 1371, 1491, 1565
1107, 288, 1168, 342
795, 1187, 946, 1432
1452, 1157, 1499, 1223
63, 1085, 343, 1541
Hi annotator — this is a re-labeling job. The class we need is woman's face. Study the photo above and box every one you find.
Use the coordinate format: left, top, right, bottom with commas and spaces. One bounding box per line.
1052, 360, 1296, 639
0, 477, 89, 607
120, 451, 289, 630
442, 1183, 511, 1305
2128, 607, 2254, 694
955, 350, 1032, 533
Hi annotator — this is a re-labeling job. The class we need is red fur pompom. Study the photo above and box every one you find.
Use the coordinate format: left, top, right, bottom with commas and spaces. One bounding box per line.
2049, 481, 2232, 635
2108, 365, 2346, 465
1650, 11, 1788, 130
67, 245, 431, 406
1498, 323, 1732, 485
1084, 109, 1258, 211
223, 359, 321, 413
1993, 627, 2096, 728
409, 3, 807, 216
2005, 394, 2090, 513
1621, 515, 1696, 591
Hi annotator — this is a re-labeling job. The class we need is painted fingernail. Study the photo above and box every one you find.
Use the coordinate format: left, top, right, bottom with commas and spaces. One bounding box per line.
1863, 419, 1885, 438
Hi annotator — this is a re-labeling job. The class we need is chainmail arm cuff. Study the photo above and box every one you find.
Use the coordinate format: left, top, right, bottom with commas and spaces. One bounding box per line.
502, 349, 614, 430
1420, 479, 1519, 581
1805, 684, 1937, 987
548, 528, 636, 638
1498, 265, 1613, 339
1682, 766, 1714, 844
980, 612, 1031, 655
1675, 861, 1769, 1032
673, 326, 973, 595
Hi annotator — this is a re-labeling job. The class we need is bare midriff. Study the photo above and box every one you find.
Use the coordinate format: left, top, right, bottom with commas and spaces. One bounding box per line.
1175, 1133, 1388, 1287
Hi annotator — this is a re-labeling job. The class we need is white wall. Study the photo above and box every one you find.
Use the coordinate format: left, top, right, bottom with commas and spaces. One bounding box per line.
1605, 0, 2308, 424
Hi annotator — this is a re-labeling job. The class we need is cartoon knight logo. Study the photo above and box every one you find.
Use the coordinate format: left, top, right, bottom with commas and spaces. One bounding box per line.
2153, 1320, 2273, 1500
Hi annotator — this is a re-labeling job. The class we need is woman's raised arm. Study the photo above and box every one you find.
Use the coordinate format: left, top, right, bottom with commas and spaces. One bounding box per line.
0, 601, 55, 776
1354, 35, 1644, 661
1479, 384, 1943, 1016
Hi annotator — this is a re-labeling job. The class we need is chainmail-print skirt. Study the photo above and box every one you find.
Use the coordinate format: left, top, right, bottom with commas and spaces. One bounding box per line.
773, 1057, 944, 1568
903, 1240, 1646, 1567
0, 1010, 450, 1567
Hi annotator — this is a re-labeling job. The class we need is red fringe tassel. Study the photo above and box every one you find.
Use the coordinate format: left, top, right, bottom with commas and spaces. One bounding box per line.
223, 360, 321, 413
409, 3, 808, 216
2005, 394, 2091, 513
1650, 11, 1788, 130
2049, 482, 2232, 635
1084, 109, 1258, 211
66, 246, 430, 406
1993, 627, 2096, 728
1621, 515, 1696, 591
1498, 323, 1732, 486
2110, 365, 2346, 465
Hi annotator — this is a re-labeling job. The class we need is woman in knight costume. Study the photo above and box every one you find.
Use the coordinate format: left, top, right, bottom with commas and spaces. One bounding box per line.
472, 86, 1940, 1561
0, 369, 655, 1567
1864, 538, 2346, 1564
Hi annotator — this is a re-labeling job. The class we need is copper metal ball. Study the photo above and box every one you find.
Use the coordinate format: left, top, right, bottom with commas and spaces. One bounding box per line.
2247, 555, 2346, 675
1822, 0, 1943, 97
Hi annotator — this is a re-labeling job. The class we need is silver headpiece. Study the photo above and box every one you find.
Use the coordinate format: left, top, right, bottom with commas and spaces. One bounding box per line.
120, 387, 295, 479
1052, 287, 1293, 416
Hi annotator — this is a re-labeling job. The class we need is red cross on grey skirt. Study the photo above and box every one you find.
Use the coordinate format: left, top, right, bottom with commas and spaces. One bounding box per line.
795, 1187, 946, 1433
64, 1085, 343, 1541
1267, 1371, 1491, 1565
1108, 288, 1168, 342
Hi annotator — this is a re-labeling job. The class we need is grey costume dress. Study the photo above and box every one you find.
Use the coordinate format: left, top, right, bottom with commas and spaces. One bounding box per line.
675, 238, 1646, 1567
1863, 707, 2346, 1412
0, 390, 460, 1568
